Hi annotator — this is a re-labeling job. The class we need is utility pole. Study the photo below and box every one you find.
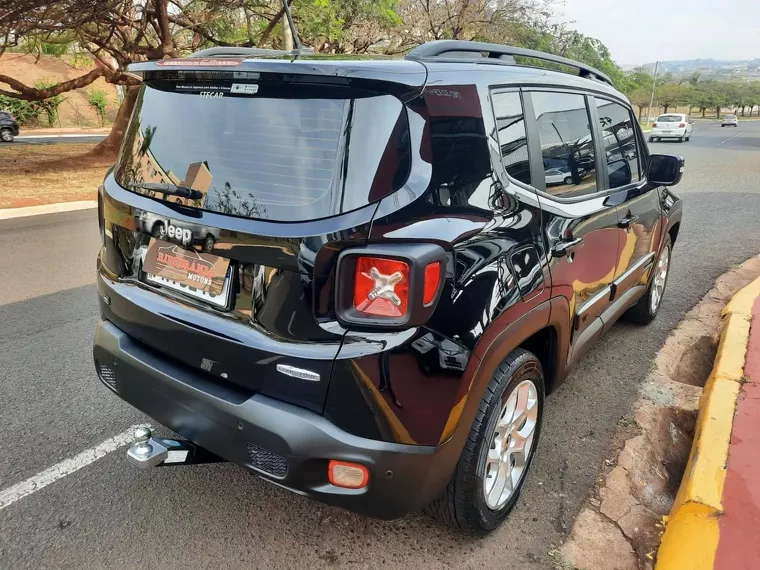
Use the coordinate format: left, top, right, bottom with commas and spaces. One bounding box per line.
646, 61, 660, 127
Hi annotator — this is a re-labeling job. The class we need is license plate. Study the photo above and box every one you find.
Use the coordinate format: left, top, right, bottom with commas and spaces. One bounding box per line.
662, 129, 672, 133
143, 239, 231, 307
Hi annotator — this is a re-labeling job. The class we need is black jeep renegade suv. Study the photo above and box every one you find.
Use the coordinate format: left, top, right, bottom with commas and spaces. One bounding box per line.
94, 40, 683, 534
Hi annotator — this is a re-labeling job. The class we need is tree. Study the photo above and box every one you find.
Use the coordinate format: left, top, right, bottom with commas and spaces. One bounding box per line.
628, 86, 651, 121
687, 84, 712, 118
746, 81, 760, 116
657, 84, 687, 114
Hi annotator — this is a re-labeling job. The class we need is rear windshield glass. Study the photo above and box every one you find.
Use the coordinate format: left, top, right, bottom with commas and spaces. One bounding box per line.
723, 115, 736, 119
115, 81, 411, 221
657, 115, 683, 122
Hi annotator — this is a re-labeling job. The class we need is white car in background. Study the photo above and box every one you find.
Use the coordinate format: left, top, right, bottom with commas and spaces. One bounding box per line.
721, 114, 739, 127
544, 166, 587, 186
649, 113, 693, 143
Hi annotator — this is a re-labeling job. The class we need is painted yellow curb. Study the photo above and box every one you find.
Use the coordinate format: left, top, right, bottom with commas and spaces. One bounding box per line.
655, 276, 760, 570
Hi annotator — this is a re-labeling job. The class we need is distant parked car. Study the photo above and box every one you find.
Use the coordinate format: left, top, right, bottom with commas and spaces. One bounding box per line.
649, 113, 692, 143
721, 114, 739, 127
0, 111, 19, 142
544, 166, 587, 186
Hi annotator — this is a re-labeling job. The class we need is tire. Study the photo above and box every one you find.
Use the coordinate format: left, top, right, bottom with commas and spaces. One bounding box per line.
563, 177, 573, 185
0, 128, 13, 142
428, 348, 545, 535
204, 234, 215, 252
624, 236, 672, 324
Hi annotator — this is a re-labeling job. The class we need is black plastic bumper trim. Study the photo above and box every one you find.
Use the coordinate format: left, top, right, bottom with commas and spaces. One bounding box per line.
93, 319, 459, 519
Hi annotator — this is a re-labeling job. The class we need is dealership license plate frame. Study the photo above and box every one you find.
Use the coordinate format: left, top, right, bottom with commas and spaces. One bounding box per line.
142, 239, 232, 308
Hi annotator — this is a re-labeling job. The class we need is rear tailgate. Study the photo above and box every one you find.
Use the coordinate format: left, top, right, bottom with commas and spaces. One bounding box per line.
99, 58, 426, 412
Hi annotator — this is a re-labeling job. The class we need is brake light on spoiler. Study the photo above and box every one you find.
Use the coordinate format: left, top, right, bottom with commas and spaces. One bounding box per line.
336, 244, 446, 328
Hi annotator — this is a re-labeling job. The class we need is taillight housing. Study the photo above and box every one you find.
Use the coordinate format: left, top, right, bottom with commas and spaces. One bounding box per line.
679, 123, 686, 128
652, 123, 657, 128
336, 243, 446, 328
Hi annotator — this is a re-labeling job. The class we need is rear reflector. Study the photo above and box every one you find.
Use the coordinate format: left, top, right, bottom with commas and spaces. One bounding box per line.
353, 256, 410, 317
423, 261, 441, 305
328, 460, 369, 489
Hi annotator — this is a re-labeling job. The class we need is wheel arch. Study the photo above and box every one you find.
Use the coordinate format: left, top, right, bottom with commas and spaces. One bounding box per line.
668, 221, 680, 246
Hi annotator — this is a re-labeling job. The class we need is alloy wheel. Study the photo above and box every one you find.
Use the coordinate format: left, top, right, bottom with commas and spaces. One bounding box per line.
483, 379, 539, 510
650, 245, 670, 313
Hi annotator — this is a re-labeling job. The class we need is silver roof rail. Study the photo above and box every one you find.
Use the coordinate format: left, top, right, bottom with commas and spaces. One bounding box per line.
406, 40, 614, 86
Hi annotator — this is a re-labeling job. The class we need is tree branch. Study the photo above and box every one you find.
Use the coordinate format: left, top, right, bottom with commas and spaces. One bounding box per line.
0, 66, 107, 100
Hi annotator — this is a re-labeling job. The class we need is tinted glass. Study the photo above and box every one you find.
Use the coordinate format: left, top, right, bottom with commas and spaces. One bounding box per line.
596, 99, 640, 189
531, 91, 597, 197
657, 115, 683, 122
116, 82, 410, 221
491, 91, 531, 185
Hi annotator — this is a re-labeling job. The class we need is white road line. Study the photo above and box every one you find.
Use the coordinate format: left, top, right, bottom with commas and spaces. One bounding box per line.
0, 424, 149, 511
719, 132, 744, 145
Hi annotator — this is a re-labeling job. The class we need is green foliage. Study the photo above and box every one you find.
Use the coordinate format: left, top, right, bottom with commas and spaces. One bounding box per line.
33, 79, 65, 127
295, 0, 401, 52
0, 96, 43, 125
69, 52, 93, 69
86, 87, 110, 126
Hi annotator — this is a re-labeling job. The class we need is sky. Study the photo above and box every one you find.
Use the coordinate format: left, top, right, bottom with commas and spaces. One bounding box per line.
556, 0, 760, 65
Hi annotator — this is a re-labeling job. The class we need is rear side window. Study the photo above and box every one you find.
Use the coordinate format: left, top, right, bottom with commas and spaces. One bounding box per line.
115, 81, 411, 221
491, 91, 531, 185
530, 91, 598, 198
596, 99, 640, 188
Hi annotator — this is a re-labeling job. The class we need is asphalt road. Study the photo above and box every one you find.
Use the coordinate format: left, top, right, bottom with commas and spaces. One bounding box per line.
1, 120, 759, 570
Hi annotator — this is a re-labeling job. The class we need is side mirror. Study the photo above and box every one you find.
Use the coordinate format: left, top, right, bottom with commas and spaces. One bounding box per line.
608, 158, 632, 189
647, 154, 684, 186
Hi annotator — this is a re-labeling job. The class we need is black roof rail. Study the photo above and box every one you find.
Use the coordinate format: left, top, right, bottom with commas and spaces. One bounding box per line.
405, 40, 613, 86
187, 46, 314, 59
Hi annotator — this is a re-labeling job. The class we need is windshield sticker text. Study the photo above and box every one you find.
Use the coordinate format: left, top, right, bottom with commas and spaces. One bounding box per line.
199, 91, 224, 99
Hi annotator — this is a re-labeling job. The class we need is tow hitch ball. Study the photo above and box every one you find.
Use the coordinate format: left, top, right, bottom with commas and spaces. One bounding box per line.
127, 427, 224, 469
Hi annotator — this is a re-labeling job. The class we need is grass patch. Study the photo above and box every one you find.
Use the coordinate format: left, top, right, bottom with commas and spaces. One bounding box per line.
0, 143, 110, 208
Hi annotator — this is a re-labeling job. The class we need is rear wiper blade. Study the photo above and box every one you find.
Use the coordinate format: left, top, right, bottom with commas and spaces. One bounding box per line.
130, 182, 204, 201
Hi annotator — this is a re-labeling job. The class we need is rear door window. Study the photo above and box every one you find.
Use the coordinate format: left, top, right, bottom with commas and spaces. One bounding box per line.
116, 81, 411, 222
596, 99, 640, 188
491, 91, 531, 185
529, 91, 598, 198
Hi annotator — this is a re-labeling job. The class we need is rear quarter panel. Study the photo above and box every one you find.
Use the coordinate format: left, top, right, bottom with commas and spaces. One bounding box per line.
326, 75, 551, 446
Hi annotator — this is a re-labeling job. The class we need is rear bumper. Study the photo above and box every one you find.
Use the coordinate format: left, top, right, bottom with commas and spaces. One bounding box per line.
93, 319, 458, 519
651, 127, 687, 137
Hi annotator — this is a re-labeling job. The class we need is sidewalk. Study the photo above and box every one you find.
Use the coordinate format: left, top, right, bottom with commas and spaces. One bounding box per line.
714, 296, 760, 569
656, 277, 760, 569
19, 126, 111, 136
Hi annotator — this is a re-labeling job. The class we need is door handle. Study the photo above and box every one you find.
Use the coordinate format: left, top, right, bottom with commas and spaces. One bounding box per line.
551, 237, 584, 257
618, 214, 639, 228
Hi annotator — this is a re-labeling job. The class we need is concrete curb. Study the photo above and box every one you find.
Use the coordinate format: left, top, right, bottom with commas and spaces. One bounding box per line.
0, 201, 97, 221
655, 276, 760, 569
